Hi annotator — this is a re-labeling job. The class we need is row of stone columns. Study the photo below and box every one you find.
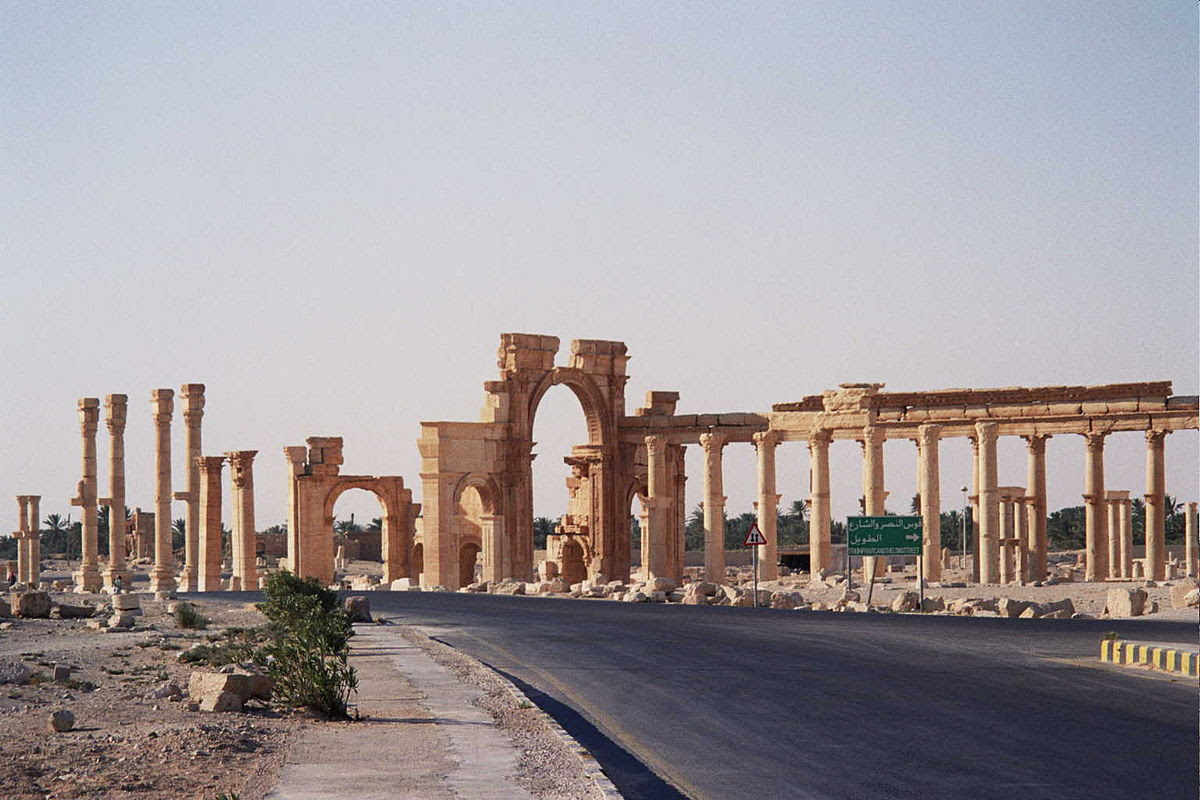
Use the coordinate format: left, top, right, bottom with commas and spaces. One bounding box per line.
690, 420, 1186, 588
14, 495, 41, 586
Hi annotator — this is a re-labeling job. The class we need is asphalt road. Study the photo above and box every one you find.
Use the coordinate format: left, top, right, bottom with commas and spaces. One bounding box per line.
206, 591, 1198, 800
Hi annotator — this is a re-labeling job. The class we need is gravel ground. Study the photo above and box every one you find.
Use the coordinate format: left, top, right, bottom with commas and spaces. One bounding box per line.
0, 595, 298, 800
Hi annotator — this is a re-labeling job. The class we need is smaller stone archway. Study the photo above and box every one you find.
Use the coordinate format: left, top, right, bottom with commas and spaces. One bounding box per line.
285, 437, 418, 586
453, 473, 506, 583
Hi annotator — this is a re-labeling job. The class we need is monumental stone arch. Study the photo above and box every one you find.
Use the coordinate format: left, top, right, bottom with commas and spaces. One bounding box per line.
420, 334, 639, 589
284, 436, 418, 585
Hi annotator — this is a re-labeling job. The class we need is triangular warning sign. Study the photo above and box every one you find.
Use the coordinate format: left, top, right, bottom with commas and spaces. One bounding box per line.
744, 522, 767, 546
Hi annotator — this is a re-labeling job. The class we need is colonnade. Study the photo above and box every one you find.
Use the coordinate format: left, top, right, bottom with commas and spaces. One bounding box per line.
690, 419, 1192, 586
13, 495, 41, 586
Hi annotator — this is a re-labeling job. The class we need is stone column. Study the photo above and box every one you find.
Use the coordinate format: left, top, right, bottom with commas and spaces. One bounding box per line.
102, 394, 131, 592
72, 398, 102, 592
1014, 497, 1030, 582
753, 431, 781, 581
916, 424, 942, 582
807, 429, 832, 581
670, 444, 688, 579
975, 422, 1000, 584
177, 384, 205, 592
998, 490, 1015, 584
643, 436, 670, 580
1143, 430, 1168, 581
860, 426, 887, 581
1023, 434, 1050, 581
699, 431, 728, 583
1082, 432, 1108, 582
227, 450, 258, 591
1185, 502, 1198, 578
16, 496, 30, 584
1118, 498, 1134, 579
1104, 491, 1123, 580
197, 456, 225, 591
480, 514, 506, 583
968, 435, 981, 582
149, 389, 177, 595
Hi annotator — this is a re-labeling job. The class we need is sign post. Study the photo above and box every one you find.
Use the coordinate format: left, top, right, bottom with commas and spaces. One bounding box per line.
744, 522, 767, 607
847, 516, 922, 608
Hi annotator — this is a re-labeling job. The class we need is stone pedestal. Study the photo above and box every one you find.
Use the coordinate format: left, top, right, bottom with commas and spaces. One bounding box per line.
149, 389, 177, 595
699, 431, 727, 583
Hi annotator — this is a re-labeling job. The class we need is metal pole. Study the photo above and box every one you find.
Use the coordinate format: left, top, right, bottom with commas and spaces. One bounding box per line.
918, 548, 925, 608
752, 546, 759, 608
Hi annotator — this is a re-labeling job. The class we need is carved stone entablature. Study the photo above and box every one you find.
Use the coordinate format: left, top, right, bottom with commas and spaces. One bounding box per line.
821, 383, 886, 413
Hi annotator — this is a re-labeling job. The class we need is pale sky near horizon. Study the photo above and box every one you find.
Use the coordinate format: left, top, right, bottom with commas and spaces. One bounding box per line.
2, 2, 1197, 539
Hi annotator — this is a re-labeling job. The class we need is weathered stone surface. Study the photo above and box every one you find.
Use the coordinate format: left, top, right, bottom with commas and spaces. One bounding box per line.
547, 577, 570, 593
48, 710, 75, 732
108, 613, 136, 630
1039, 598, 1075, 617
111, 593, 142, 615
390, 578, 420, 591
0, 661, 31, 685
996, 597, 1032, 619
188, 672, 255, 712
770, 591, 800, 610
52, 664, 71, 682
1105, 587, 1147, 618
891, 591, 920, 612
343, 595, 372, 623
51, 603, 96, 619
651, 577, 677, 593
151, 681, 184, 700
1170, 579, 1200, 609
920, 596, 945, 613
10, 591, 52, 618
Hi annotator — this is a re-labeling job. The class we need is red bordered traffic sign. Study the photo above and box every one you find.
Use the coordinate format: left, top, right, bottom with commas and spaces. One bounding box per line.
743, 522, 767, 546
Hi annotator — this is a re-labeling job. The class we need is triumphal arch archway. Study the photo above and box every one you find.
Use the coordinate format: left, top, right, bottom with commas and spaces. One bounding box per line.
419, 334, 649, 588
284, 436, 418, 585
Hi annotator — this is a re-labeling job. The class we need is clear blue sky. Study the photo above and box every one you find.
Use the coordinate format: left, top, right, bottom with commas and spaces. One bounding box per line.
2, 2, 1196, 531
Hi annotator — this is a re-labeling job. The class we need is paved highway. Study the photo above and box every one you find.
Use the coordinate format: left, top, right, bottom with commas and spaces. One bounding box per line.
209, 591, 1198, 799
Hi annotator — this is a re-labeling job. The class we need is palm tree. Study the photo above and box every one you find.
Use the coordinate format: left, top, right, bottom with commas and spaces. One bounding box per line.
43, 513, 68, 532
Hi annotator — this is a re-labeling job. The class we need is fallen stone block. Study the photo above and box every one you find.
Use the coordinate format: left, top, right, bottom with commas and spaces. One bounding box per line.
651, 577, 677, 593
51, 603, 96, 620
997, 597, 1032, 619
111, 594, 142, 616
108, 613, 136, 630
10, 591, 52, 619
52, 664, 71, 682
771, 591, 801, 610
0, 661, 31, 685
1170, 580, 1200, 609
344, 595, 372, 623
920, 596, 945, 613
1104, 587, 1147, 618
891, 591, 920, 613
189, 671, 255, 712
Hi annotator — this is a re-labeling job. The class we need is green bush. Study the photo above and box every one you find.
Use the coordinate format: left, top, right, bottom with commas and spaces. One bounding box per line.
174, 603, 210, 630
258, 571, 357, 719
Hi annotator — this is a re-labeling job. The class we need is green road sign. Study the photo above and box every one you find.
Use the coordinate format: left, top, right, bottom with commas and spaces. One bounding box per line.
847, 516, 922, 556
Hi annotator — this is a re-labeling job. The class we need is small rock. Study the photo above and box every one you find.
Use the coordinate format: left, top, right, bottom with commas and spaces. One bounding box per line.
52, 665, 71, 682
1104, 587, 1147, 618
0, 661, 31, 685
891, 591, 920, 613
150, 682, 183, 700
343, 596, 372, 623
48, 710, 75, 732
108, 613, 135, 630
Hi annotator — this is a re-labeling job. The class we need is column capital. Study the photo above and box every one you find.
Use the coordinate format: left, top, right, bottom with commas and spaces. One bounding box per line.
917, 423, 942, 447
859, 426, 885, 448
807, 427, 832, 448
644, 434, 666, 453
1082, 431, 1108, 451
198, 455, 226, 473
699, 430, 727, 453
1145, 429, 1170, 447
151, 388, 174, 421
1021, 433, 1051, 453
974, 420, 998, 444
752, 430, 782, 450
104, 394, 128, 433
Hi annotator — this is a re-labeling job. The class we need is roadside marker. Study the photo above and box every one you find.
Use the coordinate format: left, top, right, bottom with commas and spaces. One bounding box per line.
744, 522, 766, 606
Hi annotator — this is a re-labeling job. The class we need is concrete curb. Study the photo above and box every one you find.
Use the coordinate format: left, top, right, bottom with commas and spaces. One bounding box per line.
416, 631, 624, 800
1100, 639, 1199, 677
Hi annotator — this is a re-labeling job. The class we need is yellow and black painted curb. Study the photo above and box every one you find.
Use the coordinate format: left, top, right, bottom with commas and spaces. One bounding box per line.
1101, 639, 1199, 677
